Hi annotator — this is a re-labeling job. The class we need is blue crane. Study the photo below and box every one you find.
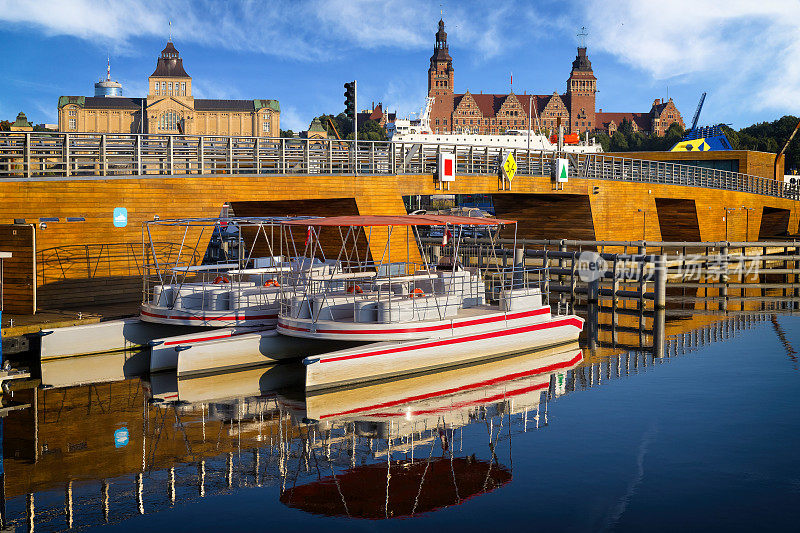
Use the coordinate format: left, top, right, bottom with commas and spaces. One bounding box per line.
688, 92, 707, 133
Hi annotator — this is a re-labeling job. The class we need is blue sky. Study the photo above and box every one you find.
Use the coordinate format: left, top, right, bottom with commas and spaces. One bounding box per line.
0, 0, 797, 131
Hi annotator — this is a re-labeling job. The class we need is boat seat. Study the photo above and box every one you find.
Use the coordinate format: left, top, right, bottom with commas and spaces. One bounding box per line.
230, 286, 282, 310
377, 294, 460, 323
312, 293, 372, 321
500, 287, 542, 312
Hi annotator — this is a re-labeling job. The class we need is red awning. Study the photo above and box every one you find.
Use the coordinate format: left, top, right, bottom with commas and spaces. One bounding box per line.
281, 215, 515, 227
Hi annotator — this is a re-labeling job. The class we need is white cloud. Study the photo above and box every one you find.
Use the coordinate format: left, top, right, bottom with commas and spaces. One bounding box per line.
280, 105, 307, 132
0, 0, 536, 61
582, 0, 800, 115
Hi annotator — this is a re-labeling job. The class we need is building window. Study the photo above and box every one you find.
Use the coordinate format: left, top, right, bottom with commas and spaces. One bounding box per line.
168, 82, 173, 95
159, 110, 181, 131
263, 120, 270, 133
181, 82, 186, 96
68, 118, 76, 130
68, 109, 76, 117
155, 83, 160, 95
161, 81, 166, 94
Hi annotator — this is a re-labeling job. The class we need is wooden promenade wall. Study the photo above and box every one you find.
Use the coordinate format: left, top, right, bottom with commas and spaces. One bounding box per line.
0, 171, 798, 312
0, 224, 35, 314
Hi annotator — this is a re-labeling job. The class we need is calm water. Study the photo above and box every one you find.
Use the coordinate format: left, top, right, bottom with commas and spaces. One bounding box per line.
2, 311, 800, 531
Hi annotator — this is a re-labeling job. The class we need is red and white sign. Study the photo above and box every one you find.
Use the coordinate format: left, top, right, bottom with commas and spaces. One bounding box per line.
438, 152, 455, 182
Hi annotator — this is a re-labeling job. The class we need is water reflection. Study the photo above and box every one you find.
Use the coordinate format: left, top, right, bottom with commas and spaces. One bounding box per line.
0, 309, 789, 530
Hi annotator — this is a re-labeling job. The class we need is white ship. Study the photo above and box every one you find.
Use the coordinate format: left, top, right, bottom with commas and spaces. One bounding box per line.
388, 97, 602, 154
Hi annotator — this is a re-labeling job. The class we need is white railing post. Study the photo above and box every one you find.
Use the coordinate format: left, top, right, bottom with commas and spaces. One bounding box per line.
168, 135, 174, 175
136, 134, 142, 175
227, 136, 233, 174
328, 139, 333, 174
100, 134, 107, 176
303, 138, 309, 173
24, 132, 31, 178
64, 133, 71, 178
280, 138, 285, 174
369, 141, 375, 173
255, 137, 260, 174
198, 136, 204, 175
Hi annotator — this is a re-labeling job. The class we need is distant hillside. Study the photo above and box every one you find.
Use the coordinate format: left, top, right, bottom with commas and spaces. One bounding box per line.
595, 115, 800, 172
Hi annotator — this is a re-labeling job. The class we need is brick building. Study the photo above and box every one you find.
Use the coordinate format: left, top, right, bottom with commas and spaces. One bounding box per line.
58, 40, 280, 136
596, 98, 684, 137
426, 19, 682, 137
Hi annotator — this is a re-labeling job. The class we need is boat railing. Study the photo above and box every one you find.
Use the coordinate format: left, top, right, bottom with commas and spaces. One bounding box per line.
143, 262, 288, 311
280, 260, 550, 324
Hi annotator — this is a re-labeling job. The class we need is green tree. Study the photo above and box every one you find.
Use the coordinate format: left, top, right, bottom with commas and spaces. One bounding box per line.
280, 129, 295, 138
595, 132, 611, 152
609, 130, 629, 151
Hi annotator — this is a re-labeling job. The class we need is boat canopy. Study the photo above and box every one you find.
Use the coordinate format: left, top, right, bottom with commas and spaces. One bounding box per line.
281, 215, 515, 227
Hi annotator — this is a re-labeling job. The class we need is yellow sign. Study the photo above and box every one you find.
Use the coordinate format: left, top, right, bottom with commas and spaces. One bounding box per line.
503, 153, 517, 182
671, 138, 711, 152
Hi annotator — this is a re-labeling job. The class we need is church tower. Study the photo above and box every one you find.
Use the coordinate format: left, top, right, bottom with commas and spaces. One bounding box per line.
428, 19, 454, 132
566, 29, 597, 134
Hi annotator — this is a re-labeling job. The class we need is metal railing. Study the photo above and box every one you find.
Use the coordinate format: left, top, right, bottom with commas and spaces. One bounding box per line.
1, 132, 797, 199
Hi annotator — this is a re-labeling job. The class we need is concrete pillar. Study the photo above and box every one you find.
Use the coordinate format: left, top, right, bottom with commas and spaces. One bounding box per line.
513, 247, 524, 288
654, 254, 666, 309
653, 308, 666, 358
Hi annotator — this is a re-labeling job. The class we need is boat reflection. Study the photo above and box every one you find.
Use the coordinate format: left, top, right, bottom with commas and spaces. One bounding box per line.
277, 344, 581, 519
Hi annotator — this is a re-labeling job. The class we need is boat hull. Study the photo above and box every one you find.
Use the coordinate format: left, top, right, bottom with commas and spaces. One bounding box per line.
278, 306, 552, 342
140, 302, 278, 328
304, 314, 584, 391
150, 326, 271, 373
304, 343, 582, 423
175, 330, 363, 379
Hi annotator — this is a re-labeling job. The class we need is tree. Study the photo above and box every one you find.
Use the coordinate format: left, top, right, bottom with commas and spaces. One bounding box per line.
609, 130, 628, 151
595, 132, 611, 152
0, 120, 10, 131
280, 129, 295, 138
619, 118, 635, 137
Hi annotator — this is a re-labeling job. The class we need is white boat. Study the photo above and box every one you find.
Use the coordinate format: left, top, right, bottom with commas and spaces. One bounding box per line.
140, 216, 339, 328
303, 343, 583, 425
275, 214, 584, 391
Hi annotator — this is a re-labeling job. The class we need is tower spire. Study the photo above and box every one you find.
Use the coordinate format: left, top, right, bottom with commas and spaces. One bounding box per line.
106, 55, 111, 81
577, 26, 588, 48
168, 20, 172, 43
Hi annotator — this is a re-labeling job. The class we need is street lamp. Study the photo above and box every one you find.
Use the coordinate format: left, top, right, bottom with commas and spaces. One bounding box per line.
724, 207, 736, 241
741, 206, 755, 241
637, 208, 646, 241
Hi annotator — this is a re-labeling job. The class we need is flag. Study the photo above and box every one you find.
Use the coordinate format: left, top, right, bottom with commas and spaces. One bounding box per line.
510, 72, 513, 87
441, 228, 452, 246
304, 226, 312, 247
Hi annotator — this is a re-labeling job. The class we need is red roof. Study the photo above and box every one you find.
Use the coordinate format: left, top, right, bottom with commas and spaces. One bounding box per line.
282, 215, 515, 227
452, 93, 569, 118
596, 111, 652, 132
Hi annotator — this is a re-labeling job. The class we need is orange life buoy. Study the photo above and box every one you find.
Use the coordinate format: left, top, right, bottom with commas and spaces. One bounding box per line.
213, 276, 230, 284
264, 279, 280, 287
347, 284, 363, 294
409, 287, 425, 298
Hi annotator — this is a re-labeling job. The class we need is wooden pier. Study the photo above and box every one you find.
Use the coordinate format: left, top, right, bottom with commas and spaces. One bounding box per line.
0, 132, 798, 314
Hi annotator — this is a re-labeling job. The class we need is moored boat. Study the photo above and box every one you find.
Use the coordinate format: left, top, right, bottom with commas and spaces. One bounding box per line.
140, 216, 338, 329
275, 214, 584, 391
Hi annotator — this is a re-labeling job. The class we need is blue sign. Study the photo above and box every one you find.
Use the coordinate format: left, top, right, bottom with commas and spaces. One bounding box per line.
114, 427, 129, 448
113, 207, 128, 228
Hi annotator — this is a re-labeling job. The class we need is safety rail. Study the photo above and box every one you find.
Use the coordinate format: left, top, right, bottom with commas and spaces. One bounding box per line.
1, 132, 797, 199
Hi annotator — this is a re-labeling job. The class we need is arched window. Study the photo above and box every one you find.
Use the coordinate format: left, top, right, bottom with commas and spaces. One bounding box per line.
159, 110, 182, 131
